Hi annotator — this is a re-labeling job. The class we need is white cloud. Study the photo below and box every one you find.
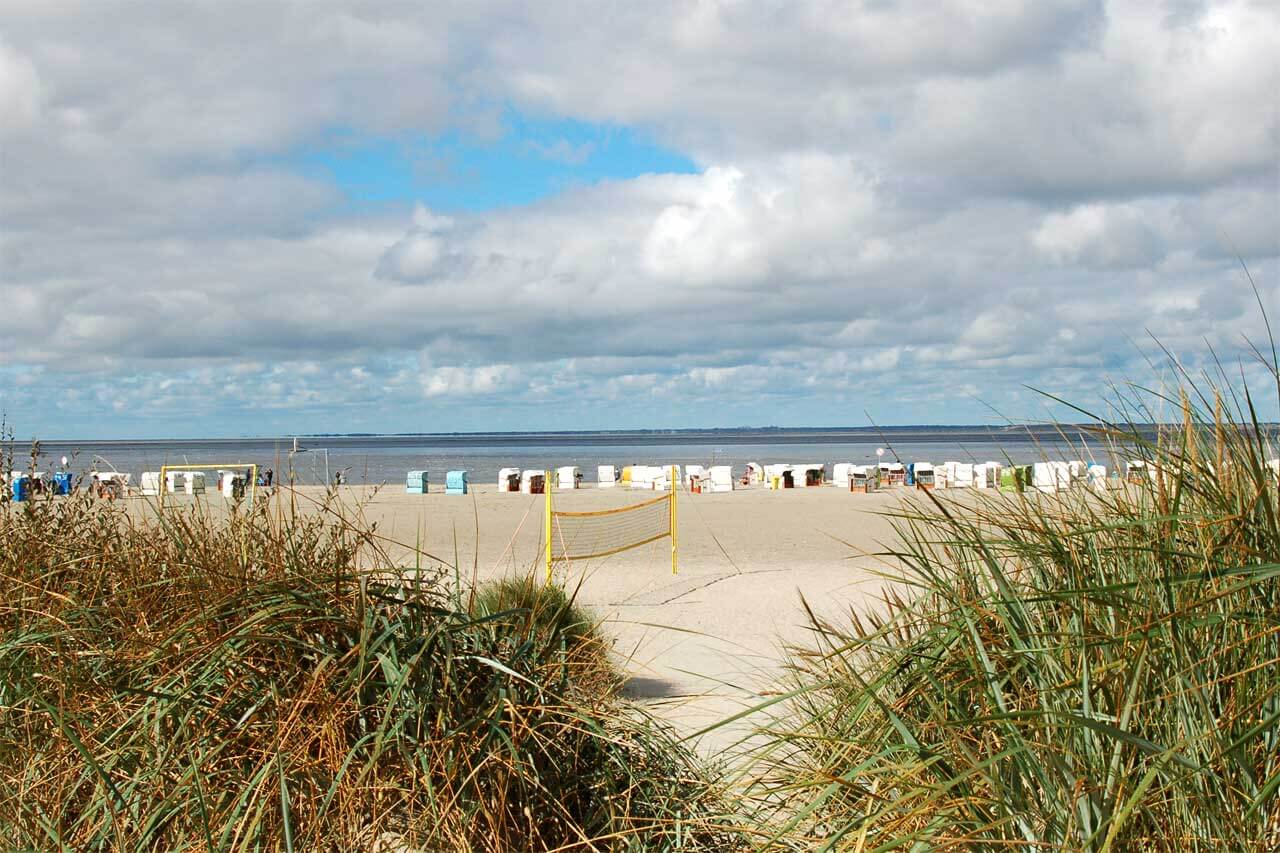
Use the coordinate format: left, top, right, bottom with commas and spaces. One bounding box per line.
1032, 204, 1165, 268
0, 39, 43, 134
375, 205, 457, 281
419, 360, 521, 398
638, 156, 879, 287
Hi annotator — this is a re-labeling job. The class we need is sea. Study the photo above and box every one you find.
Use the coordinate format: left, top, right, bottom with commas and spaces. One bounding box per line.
9, 426, 1127, 485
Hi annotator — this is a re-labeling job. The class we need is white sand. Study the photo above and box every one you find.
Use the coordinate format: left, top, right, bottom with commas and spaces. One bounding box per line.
308, 481, 916, 757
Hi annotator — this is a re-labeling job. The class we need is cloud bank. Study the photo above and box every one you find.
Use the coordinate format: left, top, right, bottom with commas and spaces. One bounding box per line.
1, 0, 1276, 437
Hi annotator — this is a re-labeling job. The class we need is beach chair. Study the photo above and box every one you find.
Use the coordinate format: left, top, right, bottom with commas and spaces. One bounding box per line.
445, 470, 468, 495
498, 468, 520, 492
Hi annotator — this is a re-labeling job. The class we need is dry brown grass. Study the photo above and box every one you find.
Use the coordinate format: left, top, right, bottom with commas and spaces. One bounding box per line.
0, 485, 742, 850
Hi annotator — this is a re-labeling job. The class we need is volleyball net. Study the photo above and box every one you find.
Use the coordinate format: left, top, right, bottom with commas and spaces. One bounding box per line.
545, 468, 677, 581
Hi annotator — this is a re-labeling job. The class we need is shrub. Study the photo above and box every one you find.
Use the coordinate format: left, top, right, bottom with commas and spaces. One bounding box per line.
754, 358, 1280, 849
0, 492, 739, 850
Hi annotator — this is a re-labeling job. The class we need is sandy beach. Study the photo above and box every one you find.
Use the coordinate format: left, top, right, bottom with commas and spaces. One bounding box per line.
274, 481, 915, 755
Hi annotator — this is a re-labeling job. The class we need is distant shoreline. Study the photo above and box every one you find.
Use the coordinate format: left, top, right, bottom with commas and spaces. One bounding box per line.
14, 423, 1143, 449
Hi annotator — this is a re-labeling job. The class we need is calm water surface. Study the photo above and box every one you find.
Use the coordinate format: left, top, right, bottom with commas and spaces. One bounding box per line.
11, 428, 1124, 485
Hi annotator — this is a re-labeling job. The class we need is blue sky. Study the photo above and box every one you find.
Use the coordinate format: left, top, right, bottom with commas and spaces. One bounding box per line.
288, 113, 698, 212
0, 1, 1276, 439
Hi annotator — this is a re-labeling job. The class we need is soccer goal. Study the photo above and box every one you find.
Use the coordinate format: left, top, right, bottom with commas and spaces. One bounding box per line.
545, 466, 678, 582
158, 463, 259, 505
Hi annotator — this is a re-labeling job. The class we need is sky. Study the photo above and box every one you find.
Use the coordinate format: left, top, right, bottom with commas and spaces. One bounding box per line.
0, 0, 1277, 439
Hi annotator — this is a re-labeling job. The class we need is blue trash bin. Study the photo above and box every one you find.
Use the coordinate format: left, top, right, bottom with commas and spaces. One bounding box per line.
445, 470, 468, 495
53, 472, 73, 495
12, 476, 30, 502
905, 463, 915, 487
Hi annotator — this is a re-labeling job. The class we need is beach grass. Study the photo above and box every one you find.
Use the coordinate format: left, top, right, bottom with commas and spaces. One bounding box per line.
745, 355, 1280, 848
0, 489, 741, 850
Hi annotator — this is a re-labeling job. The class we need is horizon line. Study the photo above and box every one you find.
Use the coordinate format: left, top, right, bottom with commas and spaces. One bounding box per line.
13, 421, 1249, 446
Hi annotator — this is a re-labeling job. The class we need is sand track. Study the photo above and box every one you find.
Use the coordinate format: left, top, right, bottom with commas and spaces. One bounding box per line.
294, 481, 914, 756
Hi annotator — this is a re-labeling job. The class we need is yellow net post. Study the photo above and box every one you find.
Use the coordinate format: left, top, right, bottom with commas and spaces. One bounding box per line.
544, 469, 553, 584
670, 465, 678, 575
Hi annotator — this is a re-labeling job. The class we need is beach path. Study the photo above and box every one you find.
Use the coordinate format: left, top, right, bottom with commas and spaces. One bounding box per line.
302, 483, 910, 758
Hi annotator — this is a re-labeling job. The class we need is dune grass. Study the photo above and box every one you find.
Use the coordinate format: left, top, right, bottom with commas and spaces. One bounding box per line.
0, 490, 741, 850
748, 359, 1280, 848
